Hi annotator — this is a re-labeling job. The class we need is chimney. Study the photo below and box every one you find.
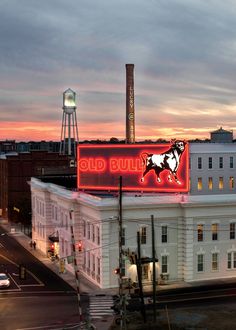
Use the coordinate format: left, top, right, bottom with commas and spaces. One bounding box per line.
126, 64, 135, 144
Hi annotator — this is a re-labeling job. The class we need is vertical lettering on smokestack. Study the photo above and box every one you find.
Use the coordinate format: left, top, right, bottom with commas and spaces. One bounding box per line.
126, 64, 135, 144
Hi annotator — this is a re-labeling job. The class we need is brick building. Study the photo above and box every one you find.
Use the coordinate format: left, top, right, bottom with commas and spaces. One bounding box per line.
0, 151, 75, 222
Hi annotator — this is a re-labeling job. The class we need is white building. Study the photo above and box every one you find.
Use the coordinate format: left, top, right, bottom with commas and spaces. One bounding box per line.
190, 143, 236, 195
30, 141, 236, 289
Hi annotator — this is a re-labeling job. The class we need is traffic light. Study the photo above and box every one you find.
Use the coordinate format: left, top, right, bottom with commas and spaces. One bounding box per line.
77, 241, 82, 252
51, 243, 55, 251
114, 268, 120, 275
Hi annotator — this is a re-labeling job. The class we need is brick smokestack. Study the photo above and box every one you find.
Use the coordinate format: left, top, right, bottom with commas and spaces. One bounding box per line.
126, 64, 135, 143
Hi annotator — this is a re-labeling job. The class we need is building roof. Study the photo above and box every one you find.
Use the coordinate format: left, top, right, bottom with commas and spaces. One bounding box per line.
30, 177, 236, 209
190, 142, 236, 153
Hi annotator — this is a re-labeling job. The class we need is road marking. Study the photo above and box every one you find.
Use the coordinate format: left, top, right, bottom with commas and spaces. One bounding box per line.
0, 253, 44, 287
89, 295, 115, 320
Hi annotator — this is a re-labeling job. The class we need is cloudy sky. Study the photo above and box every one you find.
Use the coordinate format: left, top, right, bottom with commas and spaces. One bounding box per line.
1, 0, 236, 141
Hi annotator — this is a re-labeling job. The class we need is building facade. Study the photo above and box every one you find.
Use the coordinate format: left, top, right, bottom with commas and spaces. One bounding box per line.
30, 178, 236, 289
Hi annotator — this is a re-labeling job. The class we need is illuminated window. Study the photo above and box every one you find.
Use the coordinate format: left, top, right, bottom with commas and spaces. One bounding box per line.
197, 178, 202, 191
140, 227, 147, 244
197, 254, 204, 272
161, 226, 168, 243
212, 253, 218, 271
212, 223, 218, 241
219, 177, 223, 190
142, 264, 149, 280
230, 156, 234, 169
229, 177, 234, 190
208, 157, 212, 169
197, 224, 203, 241
227, 252, 236, 269
161, 255, 168, 274
208, 177, 213, 190
219, 157, 223, 169
230, 223, 235, 240
198, 157, 202, 169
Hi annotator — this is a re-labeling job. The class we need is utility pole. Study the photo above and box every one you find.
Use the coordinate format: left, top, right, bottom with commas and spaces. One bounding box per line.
69, 209, 82, 322
118, 176, 123, 296
137, 231, 146, 323
151, 215, 157, 323
118, 176, 126, 329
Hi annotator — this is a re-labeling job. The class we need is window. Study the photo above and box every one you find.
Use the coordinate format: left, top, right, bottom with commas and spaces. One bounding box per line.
140, 227, 147, 244
230, 177, 234, 190
83, 220, 86, 237
212, 223, 218, 241
161, 255, 168, 274
87, 223, 90, 240
92, 224, 95, 242
230, 223, 235, 240
197, 224, 203, 242
230, 156, 234, 169
65, 214, 68, 230
97, 227, 100, 245
197, 177, 202, 191
142, 264, 149, 280
97, 257, 101, 275
219, 157, 223, 169
61, 238, 64, 254
83, 251, 86, 270
87, 251, 91, 269
121, 227, 125, 246
228, 252, 236, 269
161, 226, 168, 243
208, 157, 212, 169
92, 254, 95, 273
198, 157, 202, 169
208, 177, 213, 190
219, 177, 224, 190
197, 254, 204, 272
212, 253, 218, 271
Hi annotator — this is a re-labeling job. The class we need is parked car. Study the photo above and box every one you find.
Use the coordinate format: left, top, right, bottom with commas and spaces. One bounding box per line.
0, 273, 10, 288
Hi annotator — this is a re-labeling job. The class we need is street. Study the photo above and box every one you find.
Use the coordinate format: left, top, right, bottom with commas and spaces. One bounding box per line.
0, 227, 89, 330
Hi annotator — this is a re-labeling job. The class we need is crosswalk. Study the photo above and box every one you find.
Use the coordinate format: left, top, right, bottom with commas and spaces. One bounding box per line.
88, 295, 115, 320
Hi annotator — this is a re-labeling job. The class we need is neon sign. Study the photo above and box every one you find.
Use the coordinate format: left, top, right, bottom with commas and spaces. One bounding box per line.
77, 141, 189, 192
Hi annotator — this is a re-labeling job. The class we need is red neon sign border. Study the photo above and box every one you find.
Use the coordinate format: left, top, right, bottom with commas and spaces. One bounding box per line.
77, 143, 189, 192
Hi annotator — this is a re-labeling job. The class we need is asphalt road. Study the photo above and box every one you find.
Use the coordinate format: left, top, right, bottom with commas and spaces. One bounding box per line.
0, 227, 89, 330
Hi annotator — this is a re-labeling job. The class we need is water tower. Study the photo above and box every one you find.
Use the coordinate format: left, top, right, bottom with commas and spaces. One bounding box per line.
60, 88, 79, 157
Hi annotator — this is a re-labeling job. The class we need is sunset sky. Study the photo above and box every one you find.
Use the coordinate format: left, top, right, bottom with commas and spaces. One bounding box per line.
1, 0, 236, 142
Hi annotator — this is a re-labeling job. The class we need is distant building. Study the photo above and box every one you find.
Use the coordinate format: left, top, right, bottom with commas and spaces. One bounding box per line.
0, 140, 16, 153
210, 127, 233, 143
0, 151, 75, 222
